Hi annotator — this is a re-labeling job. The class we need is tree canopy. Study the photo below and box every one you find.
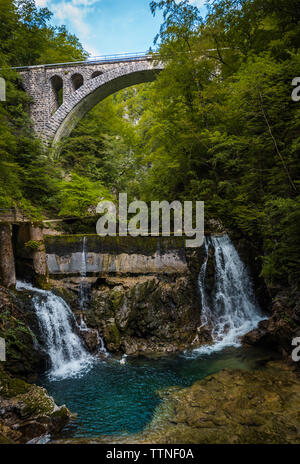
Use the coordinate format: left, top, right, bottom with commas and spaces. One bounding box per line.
0, 0, 299, 289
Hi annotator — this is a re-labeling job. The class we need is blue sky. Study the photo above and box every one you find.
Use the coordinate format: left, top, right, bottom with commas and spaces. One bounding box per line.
35, 0, 207, 57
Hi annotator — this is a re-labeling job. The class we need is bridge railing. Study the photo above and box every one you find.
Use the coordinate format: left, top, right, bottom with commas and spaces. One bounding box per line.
11, 52, 159, 71
9, 48, 230, 71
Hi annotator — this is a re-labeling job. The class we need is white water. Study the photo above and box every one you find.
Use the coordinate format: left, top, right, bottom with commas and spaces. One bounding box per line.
79, 236, 90, 310
120, 354, 128, 365
190, 235, 266, 356
80, 236, 87, 278
16, 281, 94, 380
197, 237, 211, 328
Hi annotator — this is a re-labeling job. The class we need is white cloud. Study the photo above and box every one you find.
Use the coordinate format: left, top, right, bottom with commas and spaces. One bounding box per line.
72, 0, 98, 6
52, 2, 91, 38
190, 0, 206, 5
84, 44, 102, 57
34, 0, 104, 55
175, 0, 206, 7
39, 0, 100, 41
35, 0, 48, 6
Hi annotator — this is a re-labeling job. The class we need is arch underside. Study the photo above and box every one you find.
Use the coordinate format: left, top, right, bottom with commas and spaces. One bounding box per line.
50, 68, 161, 146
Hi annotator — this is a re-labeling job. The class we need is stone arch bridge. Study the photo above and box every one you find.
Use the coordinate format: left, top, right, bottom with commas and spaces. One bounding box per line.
18, 53, 164, 146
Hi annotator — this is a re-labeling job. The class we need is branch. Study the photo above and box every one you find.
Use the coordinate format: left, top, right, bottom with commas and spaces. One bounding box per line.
258, 90, 297, 193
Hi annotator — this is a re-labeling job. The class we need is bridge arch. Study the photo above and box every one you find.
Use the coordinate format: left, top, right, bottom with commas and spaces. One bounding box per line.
44, 60, 163, 146
50, 75, 63, 114
71, 73, 84, 91
91, 71, 103, 79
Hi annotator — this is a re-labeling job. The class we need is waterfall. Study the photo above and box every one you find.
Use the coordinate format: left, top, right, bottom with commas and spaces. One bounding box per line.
16, 281, 94, 380
193, 234, 265, 355
197, 237, 212, 328
79, 236, 90, 310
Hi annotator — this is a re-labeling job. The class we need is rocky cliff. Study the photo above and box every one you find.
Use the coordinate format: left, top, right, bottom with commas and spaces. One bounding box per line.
51, 245, 207, 355
0, 287, 72, 444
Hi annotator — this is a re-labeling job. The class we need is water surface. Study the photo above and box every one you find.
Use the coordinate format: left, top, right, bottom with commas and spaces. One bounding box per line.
40, 346, 276, 439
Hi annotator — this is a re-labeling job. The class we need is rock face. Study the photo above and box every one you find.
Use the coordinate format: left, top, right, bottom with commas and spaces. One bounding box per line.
48, 240, 206, 355
0, 368, 71, 444
53, 271, 204, 355
0, 286, 46, 381
85, 274, 203, 354
243, 287, 300, 359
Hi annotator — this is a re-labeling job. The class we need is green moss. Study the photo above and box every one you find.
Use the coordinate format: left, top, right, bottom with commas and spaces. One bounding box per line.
105, 321, 121, 349
111, 288, 124, 311
22, 387, 54, 416
51, 406, 70, 418
0, 317, 37, 363
25, 240, 43, 250
0, 428, 16, 444
34, 274, 51, 290
0, 368, 31, 398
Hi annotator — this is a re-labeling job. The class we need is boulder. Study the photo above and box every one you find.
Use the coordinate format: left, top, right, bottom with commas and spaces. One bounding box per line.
0, 368, 72, 444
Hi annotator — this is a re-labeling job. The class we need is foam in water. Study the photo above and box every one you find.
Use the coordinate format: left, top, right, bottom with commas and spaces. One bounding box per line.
189, 235, 266, 357
16, 281, 94, 380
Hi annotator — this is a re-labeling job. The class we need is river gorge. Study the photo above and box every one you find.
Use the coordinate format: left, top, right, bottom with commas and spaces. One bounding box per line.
1, 228, 299, 444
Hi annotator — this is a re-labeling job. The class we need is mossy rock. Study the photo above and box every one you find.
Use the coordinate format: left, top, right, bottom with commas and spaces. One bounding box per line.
0, 368, 30, 397
103, 319, 121, 351
0, 287, 46, 380
0, 366, 72, 443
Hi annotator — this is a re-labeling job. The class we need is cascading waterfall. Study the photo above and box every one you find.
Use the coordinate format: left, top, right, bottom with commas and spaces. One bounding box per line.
79, 236, 90, 310
16, 281, 94, 380
193, 234, 265, 355
197, 237, 212, 328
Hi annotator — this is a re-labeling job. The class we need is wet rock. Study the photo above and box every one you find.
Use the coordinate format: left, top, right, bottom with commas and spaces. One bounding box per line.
80, 328, 101, 353
85, 274, 202, 355
26, 434, 51, 444
0, 368, 72, 444
243, 288, 300, 360
0, 286, 46, 381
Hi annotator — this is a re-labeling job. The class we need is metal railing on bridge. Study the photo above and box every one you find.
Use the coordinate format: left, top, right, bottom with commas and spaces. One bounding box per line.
11, 51, 159, 71
10, 48, 230, 71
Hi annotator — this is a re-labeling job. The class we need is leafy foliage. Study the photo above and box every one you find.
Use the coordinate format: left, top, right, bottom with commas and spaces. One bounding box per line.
60, 0, 300, 288
0, 0, 299, 289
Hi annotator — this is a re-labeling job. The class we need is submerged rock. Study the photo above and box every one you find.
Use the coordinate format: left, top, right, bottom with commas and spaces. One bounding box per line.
63, 361, 297, 445
51, 361, 300, 445
137, 361, 300, 444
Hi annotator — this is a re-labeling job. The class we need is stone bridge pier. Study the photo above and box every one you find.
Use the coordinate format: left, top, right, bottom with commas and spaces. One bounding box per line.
0, 220, 47, 288
19, 56, 164, 146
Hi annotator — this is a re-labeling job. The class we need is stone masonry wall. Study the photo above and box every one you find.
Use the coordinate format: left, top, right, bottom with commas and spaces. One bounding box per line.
19, 59, 163, 145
